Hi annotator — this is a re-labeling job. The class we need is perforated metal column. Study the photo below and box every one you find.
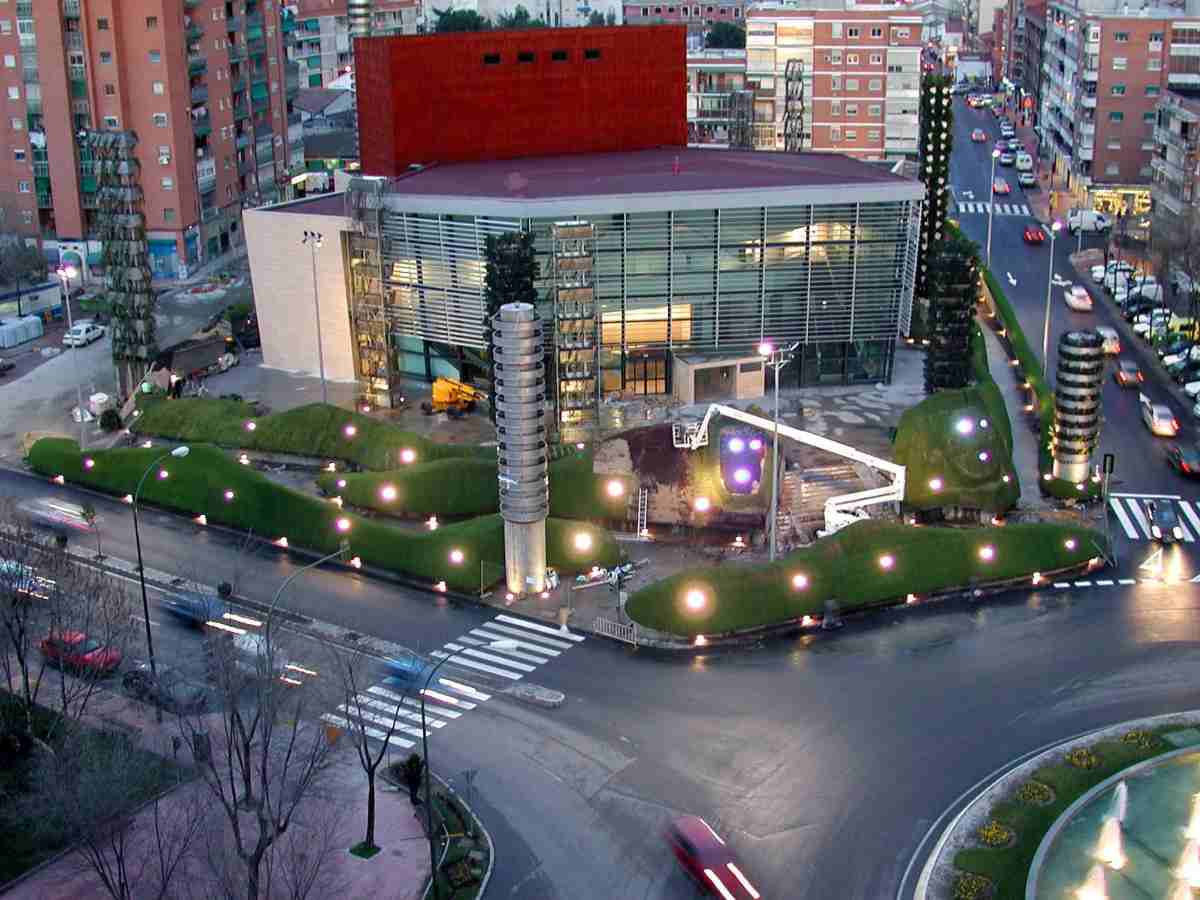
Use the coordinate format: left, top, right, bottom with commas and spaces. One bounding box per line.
1052, 330, 1104, 483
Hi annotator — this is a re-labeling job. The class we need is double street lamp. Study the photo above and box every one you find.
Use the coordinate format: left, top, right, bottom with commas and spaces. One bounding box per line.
757, 340, 799, 562
301, 231, 328, 406
1043, 219, 1064, 367
56, 265, 86, 450
986, 148, 1001, 269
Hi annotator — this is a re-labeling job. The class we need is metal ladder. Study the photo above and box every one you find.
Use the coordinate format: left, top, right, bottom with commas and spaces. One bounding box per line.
636, 487, 648, 536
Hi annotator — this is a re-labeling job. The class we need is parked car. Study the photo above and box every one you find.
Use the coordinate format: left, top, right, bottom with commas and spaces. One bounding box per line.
1115, 281, 1163, 306
0, 358, 13, 377
1007, 137, 1023, 151
1133, 310, 1171, 339
1114, 359, 1144, 387
1092, 261, 1134, 284
1105, 268, 1143, 292
1023, 224, 1045, 245
1170, 269, 1195, 296
123, 662, 211, 713
1015, 152, 1033, 171
160, 589, 227, 627
1000, 121, 1015, 135
1068, 209, 1112, 233
0, 558, 55, 600
39, 630, 122, 675
665, 816, 761, 899
998, 151, 1015, 165
1169, 357, 1200, 384
1095, 325, 1120, 355
62, 323, 104, 347
1157, 335, 1194, 361
1141, 393, 1180, 437
1185, 378, 1200, 399
1167, 443, 1200, 477
971, 128, 988, 142
993, 177, 1011, 195
1018, 171, 1037, 188
1123, 299, 1162, 322
1064, 285, 1093, 311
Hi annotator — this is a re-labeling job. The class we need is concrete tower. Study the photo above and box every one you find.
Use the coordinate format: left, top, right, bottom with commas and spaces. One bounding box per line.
347, 0, 373, 39
492, 303, 549, 595
1052, 330, 1104, 483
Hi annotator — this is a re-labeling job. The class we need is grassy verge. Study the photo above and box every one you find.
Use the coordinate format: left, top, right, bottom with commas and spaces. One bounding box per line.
28, 439, 620, 592
131, 396, 491, 470
625, 519, 1103, 636
953, 727, 1185, 900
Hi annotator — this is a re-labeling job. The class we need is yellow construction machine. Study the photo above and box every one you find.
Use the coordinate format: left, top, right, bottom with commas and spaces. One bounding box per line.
421, 378, 487, 417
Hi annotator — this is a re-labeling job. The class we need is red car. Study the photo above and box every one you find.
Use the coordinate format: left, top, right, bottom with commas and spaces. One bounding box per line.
666, 816, 761, 899
971, 128, 987, 142
39, 630, 122, 675
1023, 225, 1045, 245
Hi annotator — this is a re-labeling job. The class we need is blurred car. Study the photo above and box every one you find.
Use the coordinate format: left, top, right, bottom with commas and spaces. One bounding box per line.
998, 151, 1015, 165
1147, 500, 1184, 543
1007, 137, 1023, 151
1095, 326, 1120, 355
382, 651, 432, 684
993, 177, 1011, 195
0, 358, 13, 376
160, 589, 227, 627
999, 121, 1015, 136
971, 128, 988, 141
1141, 393, 1180, 437
1185, 378, 1200, 398
62, 323, 104, 347
665, 816, 761, 899
1114, 359, 1143, 387
1064, 285, 1093, 311
1092, 261, 1134, 284
1023, 225, 1045, 245
15, 498, 95, 537
123, 662, 211, 713
0, 558, 55, 600
1018, 171, 1037, 188
39, 630, 122, 674
1168, 443, 1200, 476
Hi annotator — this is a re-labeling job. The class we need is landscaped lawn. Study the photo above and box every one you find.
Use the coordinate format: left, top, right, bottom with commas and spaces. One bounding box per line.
625, 519, 1104, 637
29, 440, 620, 592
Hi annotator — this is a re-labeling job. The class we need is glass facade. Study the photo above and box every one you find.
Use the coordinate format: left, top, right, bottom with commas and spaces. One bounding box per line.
353, 196, 920, 401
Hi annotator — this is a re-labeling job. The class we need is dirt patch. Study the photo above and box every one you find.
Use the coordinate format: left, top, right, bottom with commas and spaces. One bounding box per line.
593, 438, 633, 476
622, 424, 688, 488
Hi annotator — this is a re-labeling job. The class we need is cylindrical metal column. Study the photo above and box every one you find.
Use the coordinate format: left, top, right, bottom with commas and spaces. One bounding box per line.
347, 0, 373, 39
492, 303, 549, 595
1052, 330, 1104, 483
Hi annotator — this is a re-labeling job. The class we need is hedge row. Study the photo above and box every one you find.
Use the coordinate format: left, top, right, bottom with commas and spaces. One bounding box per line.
29, 439, 620, 593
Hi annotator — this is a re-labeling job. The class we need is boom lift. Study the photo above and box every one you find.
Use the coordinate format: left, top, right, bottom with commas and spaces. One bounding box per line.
421, 378, 487, 417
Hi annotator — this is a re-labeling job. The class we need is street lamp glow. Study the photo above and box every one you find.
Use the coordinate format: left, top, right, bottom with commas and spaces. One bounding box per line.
400, 448, 416, 464
573, 532, 593, 552
928, 477, 943, 492
979, 545, 996, 562
337, 478, 347, 488
335, 516, 351, 532
380, 484, 398, 502
757, 342, 773, 357
1002, 474, 1011, 483
991, 148, 1001, 159
605, 479, 625, 498
955, 418, 974, 435
449, 548, 464, 564
978, 451, 990, 462
792, 573, 809, 590
157, 469, 169, 480
979, 419, 989, 429
694, 496, 711, 512
879, 554, 895, 571
61, 265, 78, 280
684, 588, 707, 612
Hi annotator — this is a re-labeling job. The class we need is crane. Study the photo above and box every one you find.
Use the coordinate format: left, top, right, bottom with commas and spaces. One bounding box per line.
671, 404, 907, 537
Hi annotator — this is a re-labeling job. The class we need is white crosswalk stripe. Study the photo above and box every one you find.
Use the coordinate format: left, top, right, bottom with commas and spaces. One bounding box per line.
954, 201, 1032, 216
1108, 494, 1199, 542
495, 613, 585, 641
1179, 500, 1200, 538
321, 713, 414, 748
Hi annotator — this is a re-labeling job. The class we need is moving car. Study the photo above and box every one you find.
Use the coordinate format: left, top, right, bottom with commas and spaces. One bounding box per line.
1167, 443, 1200, 477
1095, 326, 1120, 355
123, 662, 211, 713
1023, 224, 1045, 245
1018, 171, 1037, 188
971, 128, 988, 142
1015, 152, 1033, 171
160, 589, 227, 627
993, 177, 1011, 195
1068, 209, 1112, 233
999, 121, 1015, 136
0, 558, 55, 600
39, 630, 122, 675
62, 323, 104, 347
1147, 500, 1184, 544
1007, 138, 1023, 151
1092, 261, 1134, 284
1185, 378, 1200, 399
998, 151, 1015, 165
14, 498, 95, 537
1114, 359, 1143, 387
1141, 393, 1180, 437
1064, 285, 1093, 311
665, 816, 761, 899
0, 358, 13, 377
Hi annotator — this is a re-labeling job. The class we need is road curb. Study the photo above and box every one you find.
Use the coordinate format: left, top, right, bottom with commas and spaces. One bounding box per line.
504, 683, 565, 709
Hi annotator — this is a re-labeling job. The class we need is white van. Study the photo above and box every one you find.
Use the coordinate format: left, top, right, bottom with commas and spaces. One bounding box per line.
1015, 152, 1033, 172
1068, 209, 1112, 233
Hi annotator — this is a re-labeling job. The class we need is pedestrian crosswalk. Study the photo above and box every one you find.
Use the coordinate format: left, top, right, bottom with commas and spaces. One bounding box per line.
319, 613, 583, 748
954, 201, 1032, 216
1108, 494, 1200, 542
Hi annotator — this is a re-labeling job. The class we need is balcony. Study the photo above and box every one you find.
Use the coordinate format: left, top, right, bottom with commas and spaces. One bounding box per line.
247, 38, 266, 55
252, 95, 269, 113
69, 79, 86, 99
1077, 144, 1093, 161
228, 46, 248, 63
254, 123, 273, 140
64, 32, 83, 51
16, 0, 32, 14
1168, 72, 1200, 88
1079, 121, 1094, 136
1155, 125, 1197, 151
236, 133, 251, 149
193, 121, 212, 138
1081, 68, 1097, 82
231, 76, 247, 93
37, 192, 52, 209
226, 15, 242, 31
32, 162, 48, 177
185, 22, 204, 41
188, 55, 208, 76
239, 157, 254, 176
1081, 94, 1096, 109
233, 101, 250, 119
190, 84, 209, 104
1154, 183, 1186, 216
184, 0, 201, 7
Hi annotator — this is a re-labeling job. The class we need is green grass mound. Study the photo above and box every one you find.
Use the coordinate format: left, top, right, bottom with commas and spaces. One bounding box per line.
626, 519, 1102, 637
895, 384, 1020, 512
131, 396, 491, 470
29, 439, 619, 592
316, 451, 637, 522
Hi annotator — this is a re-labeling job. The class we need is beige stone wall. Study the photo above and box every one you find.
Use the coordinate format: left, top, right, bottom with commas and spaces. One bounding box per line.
243, 205, 357, 382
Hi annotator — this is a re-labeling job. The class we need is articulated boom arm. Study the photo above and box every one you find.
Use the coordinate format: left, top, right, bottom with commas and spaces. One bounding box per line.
675, 403, 907, 535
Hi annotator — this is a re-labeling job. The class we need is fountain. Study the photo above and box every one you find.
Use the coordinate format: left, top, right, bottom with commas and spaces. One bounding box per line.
1096, 818, 1126, 870
1110, 781, 1128, 822
1076, 864, 1108, 900
1187, 794, 1200, 840
1178, 839, 1200, 888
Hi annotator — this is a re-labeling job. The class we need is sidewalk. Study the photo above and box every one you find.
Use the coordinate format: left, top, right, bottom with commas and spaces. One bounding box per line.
979, 320, 1047, 510
151, 245, 248, 291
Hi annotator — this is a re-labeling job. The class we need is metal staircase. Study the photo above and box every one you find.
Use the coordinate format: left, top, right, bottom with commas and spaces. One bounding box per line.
636, 487, 648, 537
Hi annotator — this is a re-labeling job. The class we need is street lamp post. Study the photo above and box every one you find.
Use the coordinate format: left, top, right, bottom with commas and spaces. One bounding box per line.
418, 639, 517, 899
132, 446, 190, 719
1043, 220, 1063, 368
56, 265, 86, 450
301, 231, 328, 406
986, 149, 1000, 269
758, 340, 799, 562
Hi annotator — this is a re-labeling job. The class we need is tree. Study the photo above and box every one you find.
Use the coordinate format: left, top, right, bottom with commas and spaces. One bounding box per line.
705, 22, 745, 49
924, 231, 980, 393
81, 502, 102, 559
916, 74, 955, 306
0, 237, 48, 317
496, 4, 547, 28
483, 231, 539, 423
433, 8, 490, 31
587, 10, 606, 25
401, 752, 425, 805
606, 9, 617, 24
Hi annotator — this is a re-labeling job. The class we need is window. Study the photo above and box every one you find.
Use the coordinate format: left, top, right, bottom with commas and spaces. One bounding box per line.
1105, 163, 1119, 175
869, 53, 882, 65
868, 129, 880, 141
1143, 111, 1156, 123
483, 53, 500, 64
584, 48, 601, 60
830, 100, 841, 115
1148, 58, 1161, 70
3, 54, 13, 67
847, 54, 859, 65
845, 103, 858, 115
100, 51, 111, 63
870, 26, 882, 37
830, 125, 841, 142
6, 85, 16, 99
868, 103, 881, 116
1109, 110, 1124, 121
1150, 31, 1164, 42
153, 112, 167, 127
831, 22, 842, 37
845, 129, 857, 139
145, 15, 157, 28
831, 75, 841, 90
153, 81, 164, 94
847, 27, 859, 37
894, 27, 910, 38
21, 210, 31, 224
103, 115, 118, 127
1111, 83, 1126, 95
1146, 85, 1161, 96
552, 49, 567, 61
104, 83, 115, 95
868, 78, 881, 91
830, 50, 841, 64
13, 148, 24, 161
1106, 139, 1121, 149
733, 7, 739, 16
517, 51, 534, 63
161, 176, 174, 190
1112, 57, 1126, 70
163, 208, 176, 222
640, 6, 647, 13
0, 20, 10, 34
97, 16, 108, 29
17, 180, 28, 192
149, 50, 161, 63
1114, 31, 1129, 42
158, 145, 170, 163
10, 116, 21, 129
846, 78, 859, 90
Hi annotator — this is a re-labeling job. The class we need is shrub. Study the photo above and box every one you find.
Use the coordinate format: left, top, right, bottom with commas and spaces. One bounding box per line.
953, 872, 992, 900
976, 820, 1013, 847
1066, 747, 1099, 770
1121, 729, 1162, 751
99, 409, 122, 432
1015, 780, 1053, 806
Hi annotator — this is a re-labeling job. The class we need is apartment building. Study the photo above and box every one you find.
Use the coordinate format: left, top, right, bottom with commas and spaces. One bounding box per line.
745, 0, 924, 159
291, 0, 418, 88
686, 47, 751, 146
991, 5, 1007, 79
1150, 90, 1200, 237
1040, 0, 1200, 222
0, 0, 301, 280
622, 0, 745, 40
1021, 0, 1045, 121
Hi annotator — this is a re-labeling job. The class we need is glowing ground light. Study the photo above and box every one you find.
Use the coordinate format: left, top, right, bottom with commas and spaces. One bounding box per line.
344, 424, 357, 437
83, 457, 94, 469
435, 581, 448, 593
729, 437, 746, 453
685, 589, 706, 611
1032, 572, 1042, 584
1076, 482, 1086, 491
195, 514, 208, 525
955, 418, 974, 435
733, 468, 752, 484
540, 591, 550, 600
245, 421, 257, 431
325, 462, 337, 472
449, 548, 465, 564
380, 484, 398, 502
979, 545, 996, 561
749, 438, 763, 451
335, 517, 351, 532
337, 478, 347, 489
879, 554, 895, 570
929, 477, 943, 492
1042, 473, 1052, 482
694, 496, 711, 512
224, 490, 235, 501
980, 419, 989, 429
978, 451, 990, 462
428, 516, 439, 530
52, 475, 65, 485
330, 496, 344, 508
792, 573, 809, 590
694, 635, 708, 647
574, 532, 594, 552
1002, 475, 1011, 483
400, 448, 416, 464
350, 556, 363, 569
122, 494, 133, 504
605, 479, 625, 498
158, 469, 169, 479
1065, 538, 1077, 550
276, 537, 289, 548
576, 442, 586, 450
142, 440, 153, 448
906, 593, 919, 604
239, 454, 250, 465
